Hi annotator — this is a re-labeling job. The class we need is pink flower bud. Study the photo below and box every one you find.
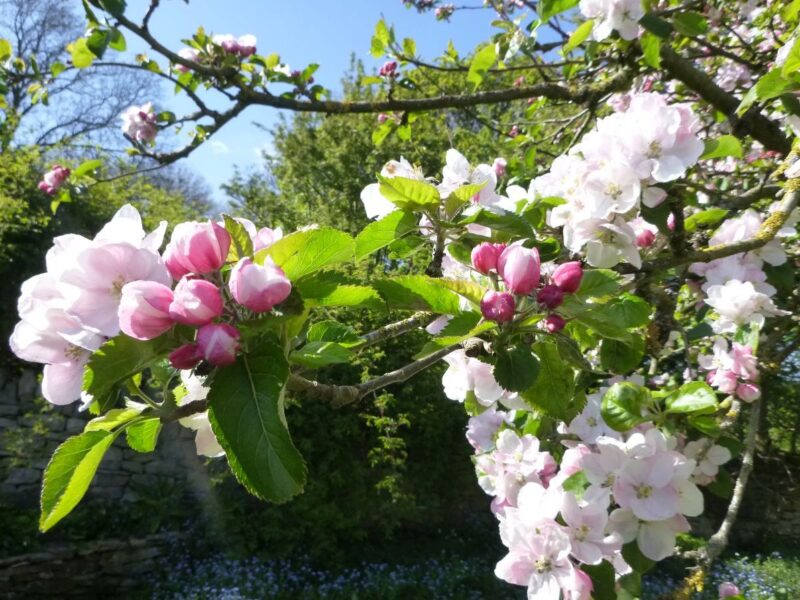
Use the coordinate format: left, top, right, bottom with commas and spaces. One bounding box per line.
667, 213, 676, 231
229, 257, 292, 313
492, 157, 507, 178
543, 314, 566, 333
736, 383, 761, 403
163, 221, 232, 279
551, 261, 583, 294
38, 165, 71, 195
480, 290, 515, 323
175, 47, 199, 73
508, 125, 520, 138
236, 34, 257, 57
471, 242, 506, 275
377, 113, 389, 124
379, 61, 398, 77
718, 582, 741, 598
169, 278, 224, 326
537, 285, 564, 309
169, 344, 202, 369
118, 281, 175, 340
498, 243, 540, 295
197, 323, 240, 366
253, 226, 283, 252
636, 229, 656, 248
513, 76, 525, 87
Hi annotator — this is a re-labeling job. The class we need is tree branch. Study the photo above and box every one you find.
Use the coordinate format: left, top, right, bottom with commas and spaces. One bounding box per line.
353, 312, 433, 350
660, 46, 791, 154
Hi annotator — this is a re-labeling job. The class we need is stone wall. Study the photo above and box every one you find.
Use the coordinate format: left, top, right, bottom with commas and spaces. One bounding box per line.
0, 366, 203, 508
0, 533, 182, 598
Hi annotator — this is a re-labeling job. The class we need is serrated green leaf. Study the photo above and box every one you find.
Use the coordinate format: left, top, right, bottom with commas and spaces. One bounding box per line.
377, 175, 441, 210
601, 382, 649, 431
684, 208, 729, 232
564, 20, 593, 53
600, 336, 645, 374
574, 269, 621, 300
370, 19, 392, 58
109, 28, 126, 51
457, 208, 534, 238
98, 0, 127, 17
40, 431, 115, 531
208, 336, 306, 503
290, 341, 352, 368
68, 38, 96, 68
254, 227, 354, 280
672, 11, 708, 37
665, 381, 718, 414
72, 159, 103, 178
306, 321, 360, 345
639, 14, 673, 38
223, 214, 255, 261
355, 210, 419, 261
494, 345, 540, 393
640, 31, 662, 68
126, 418, 161, 453
85, 29, 110, 59
83, 335, 175, 412
467, 44, 496, 88
373, 275, 463, 314
0, 39, 12, 61
521, 339, 576, 421
701, 135, 743, 160
296, 273, 383, 310
85, 407, 143, 431
538, 0, 579, 21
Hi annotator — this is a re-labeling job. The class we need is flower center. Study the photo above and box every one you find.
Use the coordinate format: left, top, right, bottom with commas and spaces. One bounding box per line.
605, 183, 623, 200
65, 345, 84, 361
587, 416, 598, 427
534, 558, 552, 574
636, 484, 653, 499
647, 140, 663, 159
110, 276, 127, 298
574, 524, 591, 541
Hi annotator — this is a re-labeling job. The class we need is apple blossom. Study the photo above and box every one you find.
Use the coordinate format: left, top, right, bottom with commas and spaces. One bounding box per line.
537, 285, 564, 310
196, 323, 240, 366
169, 343, 202, 370
498, 243, 540, 294
175, 47, 199, 72
550, 261, 583, 294
38, 165, 70, 195
736, 382, 761, 402
121, 102, 158, 143
480, 290, 515, 323
178, 371, 225, 457
163, 220, 232, 279
471, 242, 506, 274
229, 257, 292, 313
684, 440, 732, 483
169, 278, 224, 326
580, 0, 644, 41
118, 281, 175, 340
705, 280, 788, 333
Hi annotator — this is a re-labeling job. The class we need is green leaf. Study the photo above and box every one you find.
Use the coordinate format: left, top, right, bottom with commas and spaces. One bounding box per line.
86, 29, 110, 59
255, 227, 354, 280
521, 339, 576, 421
223, 214, 255, 261
85, 407, 143, 431
494, 345, 540, 393
296, 273, 383, 310
564, 20, 594, 53
402, 37, 416, 57
290, 341, 352, 368
689, 414, 722, 436
672, 11, 709, 37
538, 0, 579, 21
622, 541, 655, 573
126, 418, 161, 453
601, 382, 648, 432
98, 0, 127, 17
355, 210, 419, 261
640, 32, 662, 68
467, 44, 497, 88
706, 467, 734, 500
377, 176, 441, 211
83, 335, 175, 412
438, 311, 481, 337
68, 38, 96, 68
582, 561, 616, 600
562, 470, 589, 499
684, 208, 729, 232
72, 159, 103, 178
639, 14, 673, 38
306, 321, 360, 345
457, 208, 534, 238
600, 336, 645, 374
756, 69, 795, 103
435, 278, 487, 307
574, 269, 621, 300
373, 275, 463, 314
701, 135, 743, 160
50, 61, 66, 78
414, 322, 496, 359
370, 19, 392, 58
40, 431, 116, 531
665, 381, 718, 414
208, 337, 306, 503
108, 28, 126, 51
0, 39, 12, 61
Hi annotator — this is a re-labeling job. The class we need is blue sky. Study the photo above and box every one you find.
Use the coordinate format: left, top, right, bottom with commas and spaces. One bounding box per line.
125, 0, 501, 203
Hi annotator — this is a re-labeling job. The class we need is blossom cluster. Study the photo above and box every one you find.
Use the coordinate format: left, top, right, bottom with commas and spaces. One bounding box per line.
8, 206, 288, 456
121, 102, 158, 143
37, 164, 70, 195
537, 92, 704, 269
457, 389, 733, 599
579, 0, 644, 42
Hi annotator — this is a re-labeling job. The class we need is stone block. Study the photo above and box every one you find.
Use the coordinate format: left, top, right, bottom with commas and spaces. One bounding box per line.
4, 468, 39, 485
0, 418, 17, 431
65, 418, 85, 434
0, 405, 19, 417
17, 370, 38, 398
0, 381, 17, 405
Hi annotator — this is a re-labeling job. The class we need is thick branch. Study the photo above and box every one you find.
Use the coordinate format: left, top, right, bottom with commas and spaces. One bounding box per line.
660, 47, 791, 154
161, 399, 207, 422
355, 312, 433, 349
704, 398, 762, 565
